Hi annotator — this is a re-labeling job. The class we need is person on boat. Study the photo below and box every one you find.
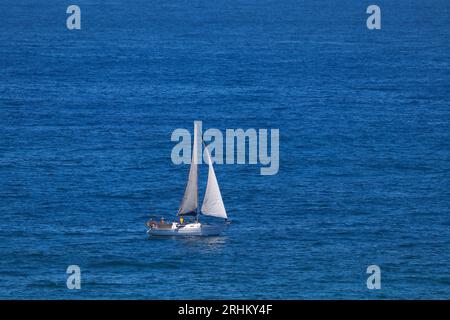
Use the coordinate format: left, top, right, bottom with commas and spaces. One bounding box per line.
179, 216, 184, 224
160, 217, 165, 225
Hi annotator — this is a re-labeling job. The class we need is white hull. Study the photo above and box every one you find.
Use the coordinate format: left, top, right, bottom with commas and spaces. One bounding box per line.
147, 222, 227, 237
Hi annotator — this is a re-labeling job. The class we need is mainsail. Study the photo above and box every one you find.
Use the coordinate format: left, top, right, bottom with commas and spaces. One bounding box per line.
201, 145, 228, 219
177, 122, 199, 215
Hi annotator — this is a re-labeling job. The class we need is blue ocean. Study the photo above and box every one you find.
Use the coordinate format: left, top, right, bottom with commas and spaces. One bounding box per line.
1, 0, 449, 299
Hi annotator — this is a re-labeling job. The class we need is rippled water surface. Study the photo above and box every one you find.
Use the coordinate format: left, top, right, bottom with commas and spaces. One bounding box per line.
0, 0, 449, 299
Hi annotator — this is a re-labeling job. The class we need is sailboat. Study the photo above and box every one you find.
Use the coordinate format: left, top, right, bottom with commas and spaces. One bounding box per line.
146, 121, 229, 236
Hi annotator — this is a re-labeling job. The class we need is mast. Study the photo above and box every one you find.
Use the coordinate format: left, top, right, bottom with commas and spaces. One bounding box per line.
177, 121, 201, 216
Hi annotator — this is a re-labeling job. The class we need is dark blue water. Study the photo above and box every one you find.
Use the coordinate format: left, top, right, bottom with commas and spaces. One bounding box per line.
1, 0, 449, 299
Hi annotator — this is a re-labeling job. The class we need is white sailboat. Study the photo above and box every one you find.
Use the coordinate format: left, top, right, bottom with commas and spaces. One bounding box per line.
146, 121, 229, 236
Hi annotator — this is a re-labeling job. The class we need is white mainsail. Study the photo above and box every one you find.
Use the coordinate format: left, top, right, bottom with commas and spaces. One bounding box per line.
201, 145, 228, 219
177, 122, 199, 215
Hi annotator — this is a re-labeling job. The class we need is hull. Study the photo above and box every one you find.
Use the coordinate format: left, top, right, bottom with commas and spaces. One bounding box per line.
147, 222, 227, 237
